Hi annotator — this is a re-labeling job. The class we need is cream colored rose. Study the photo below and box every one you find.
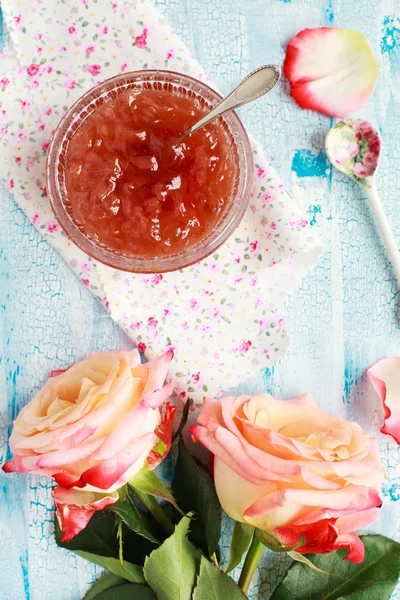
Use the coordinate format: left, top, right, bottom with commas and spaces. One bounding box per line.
3, 349, 175, 540
191, 393, 384, 563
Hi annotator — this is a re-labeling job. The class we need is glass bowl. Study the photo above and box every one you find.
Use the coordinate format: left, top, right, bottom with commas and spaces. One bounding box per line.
46, 70, 254, 273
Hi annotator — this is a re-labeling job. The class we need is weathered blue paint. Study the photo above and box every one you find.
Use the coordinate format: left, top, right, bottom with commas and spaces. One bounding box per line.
1, 1, 400, 599
381, 16, 400, 54
291, 149, 329, 178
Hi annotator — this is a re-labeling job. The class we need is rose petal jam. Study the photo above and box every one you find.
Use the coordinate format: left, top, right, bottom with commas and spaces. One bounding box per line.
65, 85, 239, 257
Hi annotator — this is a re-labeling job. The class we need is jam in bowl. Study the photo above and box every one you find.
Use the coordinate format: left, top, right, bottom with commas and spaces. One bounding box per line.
47, 70, 254, 273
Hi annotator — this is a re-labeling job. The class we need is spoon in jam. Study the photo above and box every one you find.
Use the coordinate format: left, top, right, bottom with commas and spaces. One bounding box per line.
326, 119, 400, 285
181, 64, 281, 139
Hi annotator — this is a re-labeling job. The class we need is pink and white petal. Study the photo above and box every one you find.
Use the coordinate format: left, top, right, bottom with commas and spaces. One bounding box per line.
3, 454, 43, 474
245, 485, 381, 518
300, 468, 342, 490
283, 27, 378, 118
368, 357, 400, 444
91, 402, 160, 462
36, 436, 107, 469
197, 396, 225, 428
53, 486, 119, 542
141, 382, 174, 410
335, 507, 380, 534
190, 425, 288, 484
139, 350, 174, 408
213, 424, 300, 477
332, 532, 365, 563
81, 431, 156, 489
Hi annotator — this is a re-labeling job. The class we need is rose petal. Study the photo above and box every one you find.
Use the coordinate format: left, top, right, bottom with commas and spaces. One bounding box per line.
81, 431, 156, 489
36, 436, 107, 469
245, 486, 382, 518
147, 401, 177, 469
190, 425, 290, 484
368, 357, 400, 444
139, 349, 174, 409
53, 486, 119, 542
333, 532, 365, 563
283, 27, 378, 117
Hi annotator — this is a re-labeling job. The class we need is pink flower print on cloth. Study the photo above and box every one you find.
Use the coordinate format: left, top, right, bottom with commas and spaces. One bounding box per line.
0, 0, 321, 403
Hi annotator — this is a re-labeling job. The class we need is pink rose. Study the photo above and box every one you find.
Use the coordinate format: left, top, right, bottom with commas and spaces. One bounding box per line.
151, 274, 163, 285
68, 24, 77, 35
86, 45, 96, 54
353, 162, 372, 178
238, 340, 252, 352
3, 349, 175, 541
0, 77, 10, 88
46, 220, 59, 233
88, 64, 102, 77
64, 79, 76, 90
148, 317, 158, 329
135, 27, 148, 48
191, 393, 384, 563
27, 63, 40, 76
256, 167, 265, 178
249, 241, 258, 253
363, 152, 378, 167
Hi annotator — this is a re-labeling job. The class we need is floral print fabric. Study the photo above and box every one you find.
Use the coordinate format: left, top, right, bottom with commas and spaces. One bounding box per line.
0, 0, 321, 402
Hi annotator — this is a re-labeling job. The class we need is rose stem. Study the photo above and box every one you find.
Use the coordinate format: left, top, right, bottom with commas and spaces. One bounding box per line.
238, 535, 264, 594
134, 488, 175, 536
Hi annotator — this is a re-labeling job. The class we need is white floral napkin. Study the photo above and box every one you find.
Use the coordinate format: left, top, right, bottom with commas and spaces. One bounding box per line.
0, 0, 321, 402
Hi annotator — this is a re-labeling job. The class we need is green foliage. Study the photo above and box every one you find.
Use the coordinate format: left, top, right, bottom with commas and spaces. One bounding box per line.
172, 441, 221, 556
271, 535, 400, 600
144, 516, 201, 600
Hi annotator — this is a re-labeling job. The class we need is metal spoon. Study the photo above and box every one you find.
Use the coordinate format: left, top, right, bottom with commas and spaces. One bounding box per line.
182, 65, 281, 139
326, 118, 400, 284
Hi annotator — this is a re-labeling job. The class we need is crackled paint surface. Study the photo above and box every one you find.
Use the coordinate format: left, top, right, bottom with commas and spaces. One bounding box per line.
1, 0, 400, 599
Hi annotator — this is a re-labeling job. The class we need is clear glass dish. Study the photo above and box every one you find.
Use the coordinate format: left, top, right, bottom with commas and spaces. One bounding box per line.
46, 70, 254, 273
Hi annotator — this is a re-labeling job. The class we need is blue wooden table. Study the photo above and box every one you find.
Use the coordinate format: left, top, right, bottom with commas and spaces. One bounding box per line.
1, 0, 400, 598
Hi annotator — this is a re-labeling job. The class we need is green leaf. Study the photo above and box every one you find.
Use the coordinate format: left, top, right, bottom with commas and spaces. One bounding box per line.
193, 555, 247, 599
86, 582, 156, 600
55, 511, 155, 577
287, 551, 341, 577
144, 516, 201, 600
225, 522, 254, 573
75, 550, 145, 583
112, 496, 163, 544
84, 574, 126, 600
129, 467, 181, 513
271, 535, 400, 600
172, 441, 221, 556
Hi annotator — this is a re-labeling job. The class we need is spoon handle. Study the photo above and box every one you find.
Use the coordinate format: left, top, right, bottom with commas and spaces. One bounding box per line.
364, 184, 400, 283
186, 65, 281, 137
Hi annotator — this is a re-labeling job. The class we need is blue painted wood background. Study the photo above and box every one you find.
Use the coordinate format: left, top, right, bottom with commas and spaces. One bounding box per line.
1, 0, 400, 598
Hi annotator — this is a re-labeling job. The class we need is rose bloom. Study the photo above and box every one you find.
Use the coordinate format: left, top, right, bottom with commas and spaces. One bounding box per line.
191, 393, 384, 563
3, 349, 175, 541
